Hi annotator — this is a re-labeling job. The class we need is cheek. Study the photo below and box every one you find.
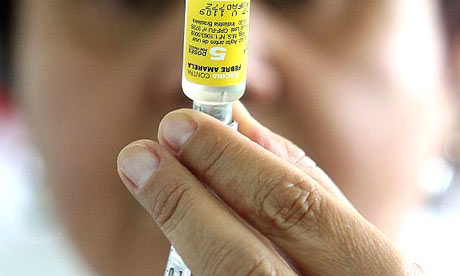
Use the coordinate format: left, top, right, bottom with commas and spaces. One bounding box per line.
14, 2, 184, 186
18, 39, 149, 173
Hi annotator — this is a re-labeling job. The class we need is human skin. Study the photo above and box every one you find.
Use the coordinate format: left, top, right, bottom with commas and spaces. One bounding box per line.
117, 104, 426, 275
13, 0, 453, 275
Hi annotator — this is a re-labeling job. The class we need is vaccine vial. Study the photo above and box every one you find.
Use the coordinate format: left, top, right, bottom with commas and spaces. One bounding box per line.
164, 1, 251, 275
182, 0, 250, 124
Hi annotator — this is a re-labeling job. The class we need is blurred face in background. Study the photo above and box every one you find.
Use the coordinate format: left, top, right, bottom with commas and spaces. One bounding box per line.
11, 0, 457, 274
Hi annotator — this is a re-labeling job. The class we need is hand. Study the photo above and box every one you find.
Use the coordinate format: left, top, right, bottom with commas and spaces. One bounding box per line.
117, 103, 424, 276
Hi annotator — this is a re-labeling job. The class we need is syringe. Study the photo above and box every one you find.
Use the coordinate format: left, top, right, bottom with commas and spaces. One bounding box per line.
164, 0, 251, 275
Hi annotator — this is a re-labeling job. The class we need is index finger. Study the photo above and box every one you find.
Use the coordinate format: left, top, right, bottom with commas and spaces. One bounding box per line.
158, 109, 408, 276
117, 140, 296, 276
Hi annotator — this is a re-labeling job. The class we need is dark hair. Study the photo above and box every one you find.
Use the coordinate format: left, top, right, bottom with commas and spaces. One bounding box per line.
0, 0, 14, 84
442, 0, 460, 48
0, 0, 13, 87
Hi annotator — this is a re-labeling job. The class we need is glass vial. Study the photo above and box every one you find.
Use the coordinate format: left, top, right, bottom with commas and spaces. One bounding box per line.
182, 0, 251, 106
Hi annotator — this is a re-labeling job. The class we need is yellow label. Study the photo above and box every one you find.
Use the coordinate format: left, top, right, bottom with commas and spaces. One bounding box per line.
183, 0, 250, 87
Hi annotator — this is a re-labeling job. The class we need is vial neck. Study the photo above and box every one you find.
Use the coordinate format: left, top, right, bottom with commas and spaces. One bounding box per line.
193, 101, 233, 125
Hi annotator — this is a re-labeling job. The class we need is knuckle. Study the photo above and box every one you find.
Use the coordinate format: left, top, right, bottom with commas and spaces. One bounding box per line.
284, 139, 306, 163
204, 244, 278, 276
265, 131, 317, 169
194, 135, 245, 182
149, 175, 192, 235
224, 253, 277, 276
242, 258, 278, 276
257, 173, 322, 233
282, 139, 317, 168
293, 153, 317, 168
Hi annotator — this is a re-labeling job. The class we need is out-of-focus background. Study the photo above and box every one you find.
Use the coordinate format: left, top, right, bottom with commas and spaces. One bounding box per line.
0, 92, 93, 275
1, 86, 460, 275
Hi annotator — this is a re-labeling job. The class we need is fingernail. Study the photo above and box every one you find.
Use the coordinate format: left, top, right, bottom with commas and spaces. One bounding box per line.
118, 145, 159, 188
160, 113, 197, 152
